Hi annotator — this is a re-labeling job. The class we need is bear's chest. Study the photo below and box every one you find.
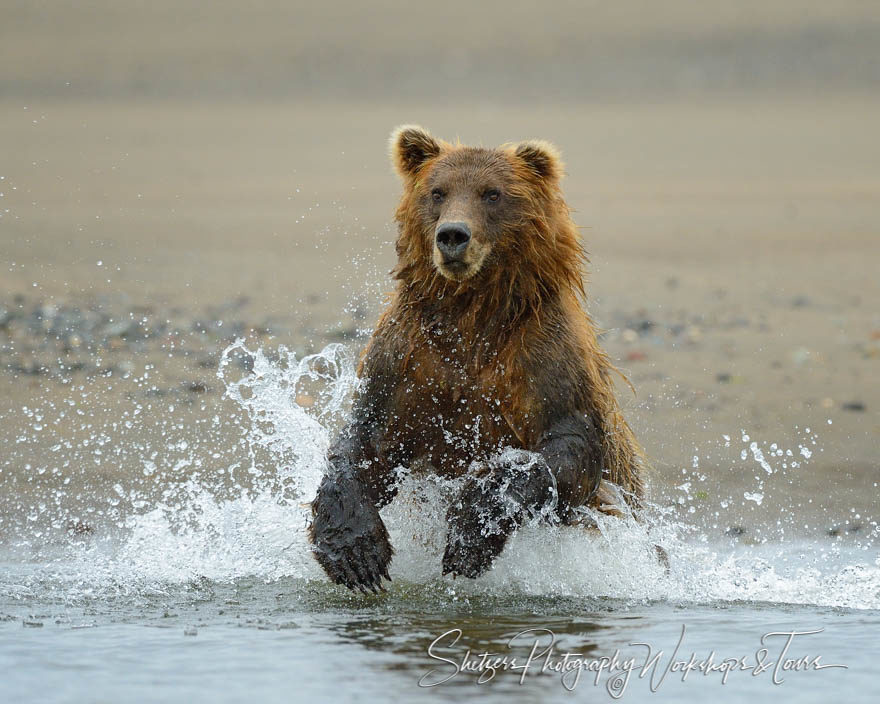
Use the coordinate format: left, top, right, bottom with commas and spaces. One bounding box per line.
379, 335, 532, 476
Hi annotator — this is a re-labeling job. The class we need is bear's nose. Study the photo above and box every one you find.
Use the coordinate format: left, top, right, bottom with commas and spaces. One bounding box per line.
435, 222, 471, 260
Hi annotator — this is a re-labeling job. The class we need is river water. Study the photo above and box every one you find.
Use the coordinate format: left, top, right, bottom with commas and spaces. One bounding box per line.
1, 342, 877, 702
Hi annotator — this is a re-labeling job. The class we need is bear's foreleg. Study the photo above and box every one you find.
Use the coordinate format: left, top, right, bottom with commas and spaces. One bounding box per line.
533, 413, 603, 521
309, 340, 401, 593
309, 424, 397, 593
442, 414, 601, 578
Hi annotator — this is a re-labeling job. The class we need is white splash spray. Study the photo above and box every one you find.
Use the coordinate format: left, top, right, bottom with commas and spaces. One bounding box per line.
3, 341, 878, 610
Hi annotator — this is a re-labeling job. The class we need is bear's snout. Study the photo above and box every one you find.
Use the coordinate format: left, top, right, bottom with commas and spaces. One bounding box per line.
435, 222, 471, 261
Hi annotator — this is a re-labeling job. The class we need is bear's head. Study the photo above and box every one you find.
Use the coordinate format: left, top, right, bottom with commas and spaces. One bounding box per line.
390, 126, 584, 303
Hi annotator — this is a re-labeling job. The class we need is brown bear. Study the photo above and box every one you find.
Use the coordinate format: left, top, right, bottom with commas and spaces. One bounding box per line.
309, 126, 644, 593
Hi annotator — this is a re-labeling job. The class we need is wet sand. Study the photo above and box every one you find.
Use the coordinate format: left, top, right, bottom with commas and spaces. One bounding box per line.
1, 1, 878, 541
2, 98, 878, 540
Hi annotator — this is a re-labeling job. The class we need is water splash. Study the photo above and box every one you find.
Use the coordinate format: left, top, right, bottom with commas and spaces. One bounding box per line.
1, 341, 878, 611
218, 340, 357, 499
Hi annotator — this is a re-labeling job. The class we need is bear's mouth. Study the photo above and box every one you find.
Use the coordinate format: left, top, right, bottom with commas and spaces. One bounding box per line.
437, 259, 472, 280
433, 241, 490, 281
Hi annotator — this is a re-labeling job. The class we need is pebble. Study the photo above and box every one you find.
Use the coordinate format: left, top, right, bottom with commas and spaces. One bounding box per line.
630, 318, 655, 334
327, 324, 359, 341
117, 360, 136, 375
103, 319, 136, 338
0, 294, 284, 387
827, 521, 863, 536
858, 343, 880, 359
791, 347, 811, 365
67, 521, 94, 536
685, 325, 702, 343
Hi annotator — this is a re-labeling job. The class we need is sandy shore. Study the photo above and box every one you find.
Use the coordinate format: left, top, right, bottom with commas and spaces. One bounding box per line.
1, 1, 878, 543
2, 98, 877, 541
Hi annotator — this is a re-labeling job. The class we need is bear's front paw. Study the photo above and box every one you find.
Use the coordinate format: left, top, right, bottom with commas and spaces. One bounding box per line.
442, 452, 557, 579
309, 477, 393, 594
442, 474, 518, 579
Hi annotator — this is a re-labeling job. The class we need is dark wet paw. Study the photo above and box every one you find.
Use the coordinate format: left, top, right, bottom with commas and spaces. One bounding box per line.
441, 476, 516, 579
442, 528, 508, 579
312, 528, 393, 594
309, 477, 393, 594
441, 453, 558, 579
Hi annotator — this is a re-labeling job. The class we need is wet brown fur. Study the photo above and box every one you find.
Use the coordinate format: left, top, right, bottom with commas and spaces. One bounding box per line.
382, 126, 643, 502
308, 126, 645, 591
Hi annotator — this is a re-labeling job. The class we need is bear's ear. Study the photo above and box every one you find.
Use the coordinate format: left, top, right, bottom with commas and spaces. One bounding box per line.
512, 140, 563, 183
390, 125, 442, 178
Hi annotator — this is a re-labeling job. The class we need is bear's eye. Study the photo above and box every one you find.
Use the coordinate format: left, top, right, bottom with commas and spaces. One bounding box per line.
484, 189, 501, 203
431, 189, 445, 203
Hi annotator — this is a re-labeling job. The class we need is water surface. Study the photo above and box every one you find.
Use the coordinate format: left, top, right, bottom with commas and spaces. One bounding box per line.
1, 342, 877, 702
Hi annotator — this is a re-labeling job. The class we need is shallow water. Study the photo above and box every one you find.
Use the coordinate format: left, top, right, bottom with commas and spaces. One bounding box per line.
2, 565, 878, 703
1, 342, 877, 702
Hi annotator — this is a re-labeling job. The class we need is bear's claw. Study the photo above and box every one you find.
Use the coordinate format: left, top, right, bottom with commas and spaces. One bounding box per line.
310, 473, 393, 594
313, 530, 393, 594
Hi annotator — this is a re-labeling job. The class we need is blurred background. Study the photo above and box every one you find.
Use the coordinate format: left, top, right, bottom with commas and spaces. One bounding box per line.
1, 1, 878, 537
